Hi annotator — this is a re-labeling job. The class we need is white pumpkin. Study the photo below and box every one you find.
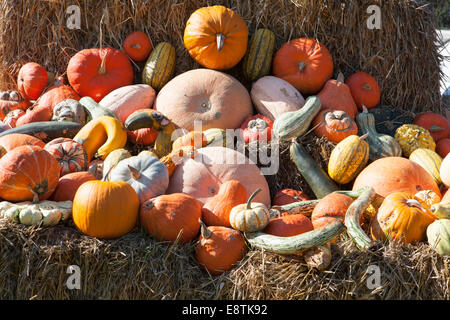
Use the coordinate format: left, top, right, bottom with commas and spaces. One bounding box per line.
427, 219, 450, 256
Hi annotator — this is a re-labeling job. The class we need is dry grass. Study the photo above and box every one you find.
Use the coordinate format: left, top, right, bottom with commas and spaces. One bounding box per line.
0, 0, 446, 114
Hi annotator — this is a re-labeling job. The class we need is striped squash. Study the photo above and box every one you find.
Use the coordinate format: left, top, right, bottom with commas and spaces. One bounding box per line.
142, 42, 176, 91
243, 29, 275, 82
328, 134, 370, 184
409, 148, 443, 185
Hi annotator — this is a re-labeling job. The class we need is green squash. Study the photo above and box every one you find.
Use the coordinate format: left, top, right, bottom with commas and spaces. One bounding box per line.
427, 219, 450, 256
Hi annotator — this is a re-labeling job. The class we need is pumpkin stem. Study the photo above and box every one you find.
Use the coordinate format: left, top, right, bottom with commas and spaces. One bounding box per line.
429, 125, 445, 133
216, 33, 225, 51
406, 199, 426, 212
145, 201, 154, 210
336, 72, 345, 83
198, 218, 212, 238
131, 43, 141, 49
128, 165, 141, 180
298, 61, 306, 73
28, 186, 39, 204
98, 50, 109, 75
362, 105, 369, 113
246, 188, 262, 210
363, 83, 372, 91
360, 133, 369, 140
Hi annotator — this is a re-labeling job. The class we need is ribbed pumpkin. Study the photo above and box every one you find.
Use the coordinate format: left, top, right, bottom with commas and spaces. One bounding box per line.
122, 31, 152, 62
73, 180, 139, 239
196, 221, 247, 275
413, 112, 450, 142
409, 148, 443, 185
50, 171, 97, 202
44, 138, 88, 176
272, 189, 310, 206
441, 154, 450, 188
395, 124, 436, 157
142, 42, 176, 91
0, 145, 60, 202
436, 139, 450, 158
311, 193, 354, 230
243, 28, 275, 82
184, 5, 248, 70
17, 62, 48, 100
345, 72, 381, 110
263, 214, 314, 237
370, 192, 436, 243
140, 193, 202, 243
0, 133, 45, 152
312, 109, 358, 143
67, 48, 134, 102
272, 38, 334, 95
0, 91, 30, 121
328, 134, 369, 185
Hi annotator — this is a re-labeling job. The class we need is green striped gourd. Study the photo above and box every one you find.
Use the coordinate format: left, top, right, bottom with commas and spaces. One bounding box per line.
243, 28, 275, 82
142, 42, 176, 91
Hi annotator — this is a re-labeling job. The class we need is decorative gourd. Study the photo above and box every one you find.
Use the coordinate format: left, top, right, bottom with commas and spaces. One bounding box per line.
328, 134, 369, 185
311, 193, 354, 230
427, 219, 450, 255
140, 193, 202, 243
67, 48, 134, 102
0, 145, 6, 158
138, 149, 159, 159
263, 214, 314, 237
172, 131, 207, 151
370, 192, 436, 243
88, 159, 104, 180
3, 109, 26, 128
409, 148, 443, 185
79, 96, 117, 120
44, 138, 87, 176
17, 62, 48, 100
317, 72, 358, 119
250, 76, 305, 122
50, 171, 97, 202
290, 141, 339, 199
73, 116, 127, 161
52, 99, 86, 125
441, 154, 450, 188
430, 202, 450, 219
109, 155, 169, 204
272, 38, 333, 95
229, 189, 270, 232
0, 121, 82, 142
99, 84, 156, 123
123, 31, 152, 62
167, 146, 271, 207
201, 180, 246, 227
102, 148, 131, 180
142, 42, 176, 91
72, 180, 140, 239
272, 189, 310, 206
0, 145, 60, 202
203, 128, 234, 148
242, 28, 275, 82
34, 83, 80, 112
273, 96, 322, 141
154, 69, 252, 131
0, 133, 45, 152
196, 220, 248, 275
240, 114, 273, 144
356, 106, 402, 160
0, 199, 72, 227
415, 190, 441, 208
0, 90, 30, 121
345, 72, 381, 110
184, 5, 248, 70
159, 146, 197, 177
413, 112, 450, 142
436, 139, 450, 158
395, 124, 436, 157
313, 109, 358, 143
15, 105, 53, 126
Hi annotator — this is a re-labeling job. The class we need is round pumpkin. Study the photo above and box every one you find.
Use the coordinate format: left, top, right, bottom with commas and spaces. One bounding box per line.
0, 145, 60, 201
263, 214, 314, 237
345, 72, 381, 110
311, 193, 354, 229
140, 193, 202, 243
353, 157, 441, 199
34, 83, 80, 112
312, 109, 358, 143
50, 171, 97, 202
413, 112, 450, 142
73, 180, 139, 239
154, 69, 252, 131
272, 189, 310, 206
167, 147, 270, 207
370, 192, 436, 243
272, 38, 334, 95
17, 62, 48, 100
127, 128, 158, 146
67, 48, 134, 102
44, 138, 88, 176
123, 31, 152, 62
436, 138, 450, 158
184, 5, 248, 70
441, 154, 450, 188
0, 133, 45, 152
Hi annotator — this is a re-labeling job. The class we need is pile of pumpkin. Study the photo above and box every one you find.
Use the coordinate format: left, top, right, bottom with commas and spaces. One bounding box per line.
0, 5, 449, 276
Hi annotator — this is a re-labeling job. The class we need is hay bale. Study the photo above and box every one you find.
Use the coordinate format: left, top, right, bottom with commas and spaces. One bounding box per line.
0, 0, 445, 113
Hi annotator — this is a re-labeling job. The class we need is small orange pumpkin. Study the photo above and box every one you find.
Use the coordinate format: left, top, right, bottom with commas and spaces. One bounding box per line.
312, 109, 358, 143
263, 214, 314, 237
17, 62, 48, 100
272, 189, 310, 206
345, 72, 381, 110
436, 138, 450, 158
311, 193, 354, 230
50, 171, 97, 202
123, 31, 152, 62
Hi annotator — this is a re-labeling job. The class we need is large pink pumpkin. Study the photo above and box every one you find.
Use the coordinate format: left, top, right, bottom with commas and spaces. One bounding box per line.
167, 147, 271, 207
154, 69, 252, 131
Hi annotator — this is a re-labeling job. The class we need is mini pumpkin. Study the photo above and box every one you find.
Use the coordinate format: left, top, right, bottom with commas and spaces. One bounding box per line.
345, 72, 381, 110
263, 214, 314, 237
312, 109, 358, 143
229, 188, 270, 232
17, 62, 48, 100
50, 171, 97, 202
240, 114, 273, 144
311, 193, 354, 230
123, 31, 152, 62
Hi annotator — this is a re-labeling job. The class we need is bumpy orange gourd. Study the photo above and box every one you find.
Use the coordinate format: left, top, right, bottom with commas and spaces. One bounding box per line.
312, 109, 358, 143
370, 192, 436, 243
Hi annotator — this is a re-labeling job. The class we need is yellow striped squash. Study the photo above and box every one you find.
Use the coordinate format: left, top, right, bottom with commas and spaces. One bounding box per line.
328, 134, 370, 184
142, 42, 176, 91
243, 28, 275, 82
409, 148, 443, 185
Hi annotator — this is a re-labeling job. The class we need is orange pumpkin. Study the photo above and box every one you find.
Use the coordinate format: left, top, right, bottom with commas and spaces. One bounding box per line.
0, 145, 60, 201
317, 73, 358, 119
201, 180, 247, 227
184, 5, 248, 70
263, 214, 314, 237
353, 157, 441, 199
345, 72, 381, 110
413, 112, 450, 142
311, 193, 354, 229
140, 193, 202, 243
67, 48, 134, 102
0, 91, 30, 121
72, 180, 140, 239
15, 104, 53, 126
34, 83, 80, 112
436, 138, 450, 158
123, 31, 152, 62
312, 109, 358, 143
196, 221, 247, 275
126, 128, 158, 146
50, 171, 97, 202
3, 109, 26, 128
0, 133, 45, 152
272, 38, 334, 95
370, 192, 436, 243
414, 190, 441, 208
17, 62, 48, 100
272, 189, 310, 206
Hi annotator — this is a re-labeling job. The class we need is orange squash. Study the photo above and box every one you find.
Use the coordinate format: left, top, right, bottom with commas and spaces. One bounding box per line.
263, 214, 314, 237
0, 133, 45, 152
172, 131, 208, 151
272, 189, 310, 206
312, 109, 358, 143
413, 112, 450, 142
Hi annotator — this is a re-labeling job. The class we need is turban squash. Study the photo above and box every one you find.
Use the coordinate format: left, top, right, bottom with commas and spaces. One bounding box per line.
312, 109, 358, 143
0, 91, 30, 121
44, 138, 88, 176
